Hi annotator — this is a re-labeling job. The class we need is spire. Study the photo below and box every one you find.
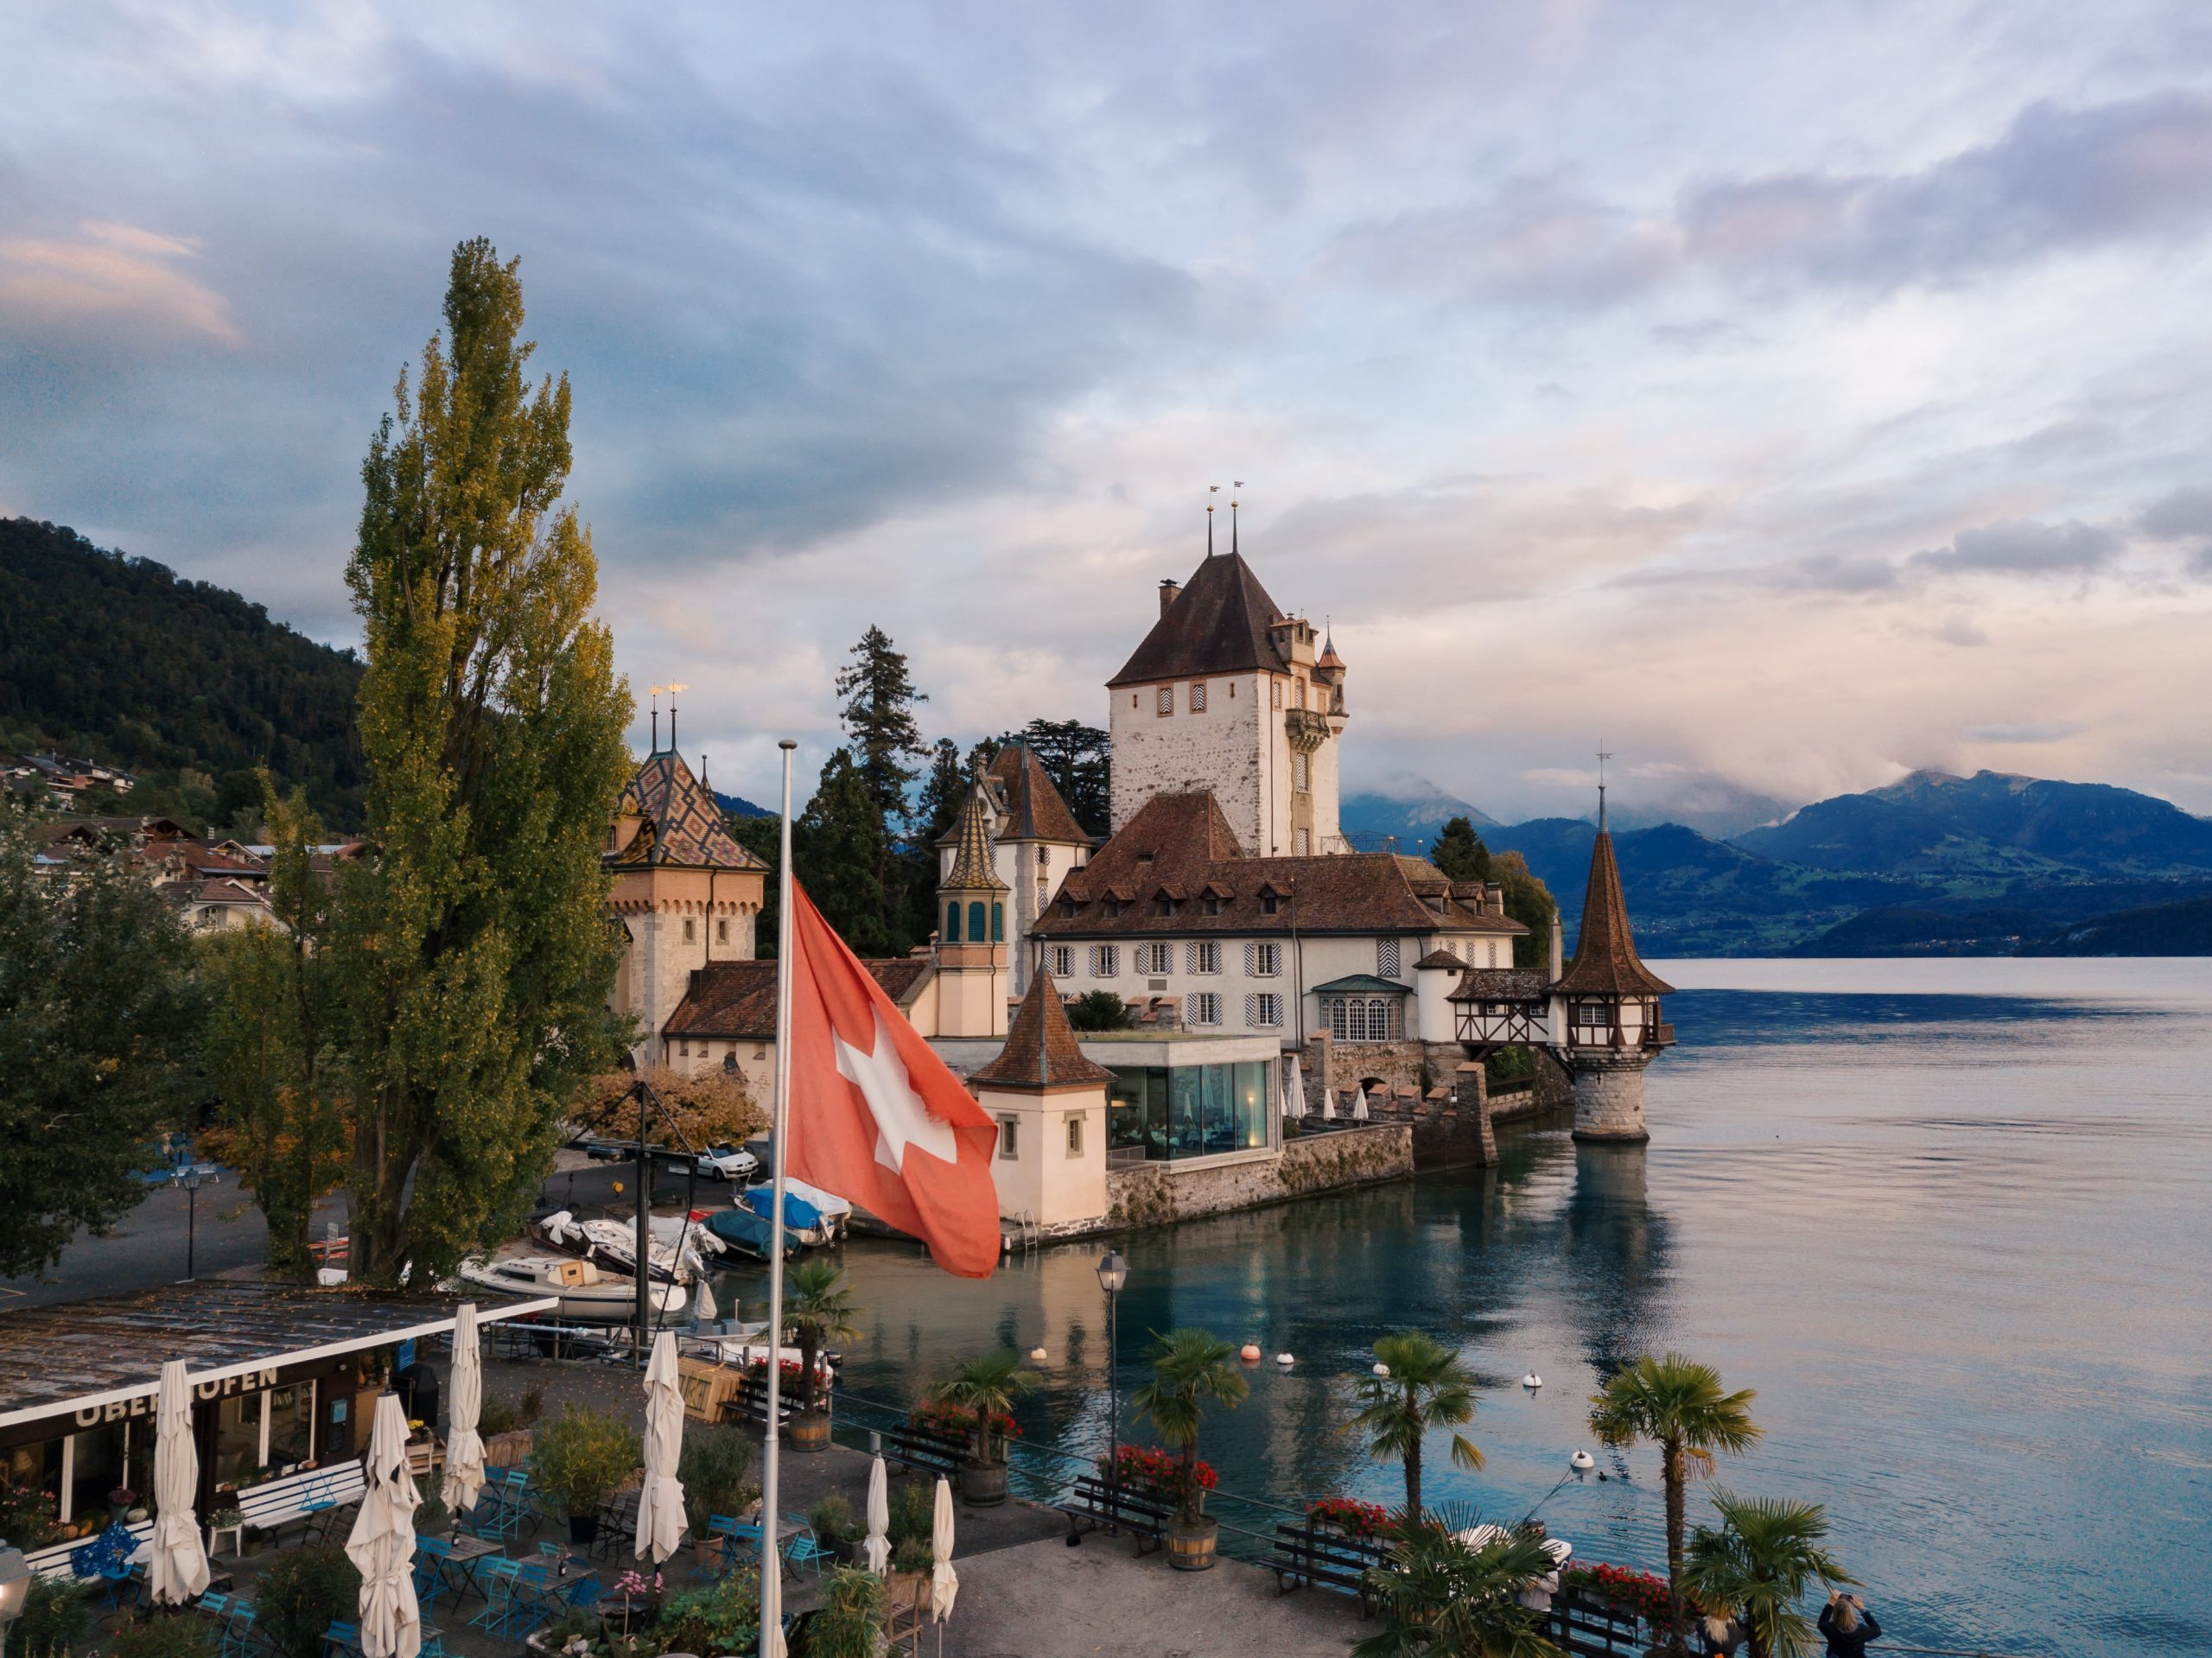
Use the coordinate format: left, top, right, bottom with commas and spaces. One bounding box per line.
1207, 484, 1217, 557
969, 969, 1114, 1089
1596, 742, 1611, 833
1230, 480, 1243, 557
699, 752, 710, 792
1553, 821, 1674, 997
942, 772, 1007, 893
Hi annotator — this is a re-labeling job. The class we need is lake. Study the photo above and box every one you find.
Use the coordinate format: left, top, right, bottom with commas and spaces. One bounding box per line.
707, 958, 2212, 1658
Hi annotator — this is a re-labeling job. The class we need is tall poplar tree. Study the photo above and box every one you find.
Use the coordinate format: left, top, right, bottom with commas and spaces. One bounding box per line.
335, 238, 632, 1285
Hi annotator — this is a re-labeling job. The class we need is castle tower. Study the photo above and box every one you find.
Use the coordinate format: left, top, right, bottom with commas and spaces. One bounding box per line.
937, 742, 1091, 999
935, 773, 1010, 1038
969, 969, 1115, 1227
1545, 797, 1675, 1141
1105, 510, 1348, 854
605, 743, 767, 1068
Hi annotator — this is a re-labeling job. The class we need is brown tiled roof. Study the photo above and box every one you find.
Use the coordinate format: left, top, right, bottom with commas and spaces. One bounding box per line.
942, 778, 1007, 892
608, 751, 765, 872
969, 969, 1114, 1089
1034, 792, 1528, 941
664, 956, 932, 1039
1553, 831, 1674, 997
1108, 552, 1289, 687
986, 743, 1090, 844
1446, 967, 1553, 1003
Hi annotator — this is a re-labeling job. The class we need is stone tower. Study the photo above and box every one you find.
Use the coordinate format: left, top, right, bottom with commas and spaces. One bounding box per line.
1547, 801, 1675, 1141
1105, 508, 1348, 855
936, 742, 1091, 999
934, 773, 1010, 1038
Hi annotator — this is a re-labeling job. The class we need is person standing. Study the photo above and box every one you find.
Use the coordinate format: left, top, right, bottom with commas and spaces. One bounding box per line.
1818, 1591, 1882, 1656
1699, 1610, 1747, 1655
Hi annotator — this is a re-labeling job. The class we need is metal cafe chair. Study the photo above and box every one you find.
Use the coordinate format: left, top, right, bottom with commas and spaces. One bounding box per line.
704, 1515, 762, 1577
468, 1557, 527, 1639
779, 1515, 831, 1577
320, 1619, 363, 1658
411, 1537, 452, 1617
219, 1600, 261, 1658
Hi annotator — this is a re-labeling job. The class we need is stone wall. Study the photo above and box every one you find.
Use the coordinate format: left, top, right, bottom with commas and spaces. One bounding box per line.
1100, 1123, 1412, 1232
1301, 1034, 1461, 1107
1570, 1051, 1651, 1142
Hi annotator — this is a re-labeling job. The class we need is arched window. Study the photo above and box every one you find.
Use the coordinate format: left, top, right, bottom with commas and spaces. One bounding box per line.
945, 902, 960, 942
968, 900, 987, 942
991, 902, 1004, 941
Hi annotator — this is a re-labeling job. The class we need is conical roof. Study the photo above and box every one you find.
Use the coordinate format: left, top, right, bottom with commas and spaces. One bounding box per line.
608, 750, 763, 870
987, 742, 1090, 843
942, 776, 1007, 893
1553, 830, 1674, 997
1108, 550, 1288, 686
969, 969, 1115, 1089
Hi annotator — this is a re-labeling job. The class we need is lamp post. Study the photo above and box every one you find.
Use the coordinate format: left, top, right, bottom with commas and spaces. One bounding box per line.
173, 1164, 220, 1283
1096, 1249, 1128, 1517
0, 1540, 30, 1658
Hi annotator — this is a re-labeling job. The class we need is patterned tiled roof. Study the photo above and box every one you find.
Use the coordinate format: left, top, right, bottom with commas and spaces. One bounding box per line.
1554, 830, 1674, 997
608, 750, 765, 872
943, 776, 1007, 892
969, 969, 1115, 1089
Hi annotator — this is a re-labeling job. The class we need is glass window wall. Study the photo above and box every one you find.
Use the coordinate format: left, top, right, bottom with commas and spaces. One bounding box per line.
1109, 1060, 1277, 1161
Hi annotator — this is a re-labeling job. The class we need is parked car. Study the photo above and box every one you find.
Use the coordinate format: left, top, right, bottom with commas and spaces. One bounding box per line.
663, 1144, 760, 1182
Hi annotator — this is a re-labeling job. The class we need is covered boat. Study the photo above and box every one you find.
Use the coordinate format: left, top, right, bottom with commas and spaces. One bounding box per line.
536, 1211, 716, 1283
454, 1252, 686, 1323
737, 1179, 851, 1245
703, 1204, 802, 1261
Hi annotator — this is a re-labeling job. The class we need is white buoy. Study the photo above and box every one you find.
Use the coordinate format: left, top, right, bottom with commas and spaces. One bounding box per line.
1276, 1352, 1295, 1367
1029, 1346, 1048, 1363
1522, 1373, 1543, 1389
1240, 1343, 1262, 1363
1572, 1450, 1595, 1471
1372, 1362, 1391, 1378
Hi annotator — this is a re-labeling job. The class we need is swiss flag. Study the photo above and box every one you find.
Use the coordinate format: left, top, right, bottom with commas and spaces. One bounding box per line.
782, 880, 1001, 1278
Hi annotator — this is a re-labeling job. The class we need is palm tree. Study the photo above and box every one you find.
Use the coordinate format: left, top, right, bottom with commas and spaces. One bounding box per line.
1682, 1490, 1856, 1658
1349, 1331, 1485, 1520
931, 1349, 1041, 1466
781, 1258, 861, 1414
1355, 1520, 1564, 1658
1587, 1353, 1760, 1643
1130, 1327, 1249, 1524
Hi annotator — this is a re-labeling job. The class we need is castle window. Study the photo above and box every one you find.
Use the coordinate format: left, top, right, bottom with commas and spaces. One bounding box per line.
1186, 991, 1223, 1027
1190, 681, 1207, 712
998, 1116, 1020, 1159
968, 900, 988, 942
946, 902, 961, 942
716, 918, 729, 943
1050, 945, 1075, 978
1037, 845, 1050, 865
1296, 677, 1307, 709
1294, 753, 1309, 793
1294, 829, 1310, 855
1187, 940, 1221, 975
1272, 680, 1282, 710
991, 902, 1004, 941
683, 918, 696, 943
1157, 685, 1174, 716
1066, 1115, 1084, 1158
1247, 942, 1282, 977
1136, 942, 1172, 975
1248, 992, 1283, 1029
1089, 944, 1120, 977
1037, 880, 1048, 910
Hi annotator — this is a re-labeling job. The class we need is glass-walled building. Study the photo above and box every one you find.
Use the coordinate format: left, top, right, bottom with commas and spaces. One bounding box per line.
1087, 1034, 1282, 1164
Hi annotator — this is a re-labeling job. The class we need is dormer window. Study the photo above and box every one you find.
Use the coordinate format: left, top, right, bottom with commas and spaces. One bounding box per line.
1201, 895, 1221, 917
1103, 897, 1122, 918
1058, 899, 1077, 919
1154, 895, 1174, 918
1260, 889, 1281, 915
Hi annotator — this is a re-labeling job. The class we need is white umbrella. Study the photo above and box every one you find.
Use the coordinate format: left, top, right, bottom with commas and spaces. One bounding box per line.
347, 1394, 422, 1658
149, 1359, 210, 1604
693, 1274, 718, 1324
442, 1303, 486, 1515
1352, 1092, 1370, 1121
862, 1454, 890, 1575
929, 1475, 958, 1622
1320, 1093, 1337, 1121
635, 1331, 688, 1564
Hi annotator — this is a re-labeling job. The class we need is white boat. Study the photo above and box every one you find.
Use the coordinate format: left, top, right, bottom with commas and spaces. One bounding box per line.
537, 1211, 715, 1283
735, 1178, 854, 1246
454, 1251, 687, 1323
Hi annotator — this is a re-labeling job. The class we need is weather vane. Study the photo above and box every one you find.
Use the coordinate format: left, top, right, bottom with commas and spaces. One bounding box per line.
1597, 741, 1613, 831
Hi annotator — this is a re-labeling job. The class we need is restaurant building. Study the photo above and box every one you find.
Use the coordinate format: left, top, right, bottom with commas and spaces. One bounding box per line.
0, 1282, 550, 1545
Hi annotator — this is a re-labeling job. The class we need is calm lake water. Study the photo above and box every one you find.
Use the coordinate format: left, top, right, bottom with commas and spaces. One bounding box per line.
709, 959, 2212, 1658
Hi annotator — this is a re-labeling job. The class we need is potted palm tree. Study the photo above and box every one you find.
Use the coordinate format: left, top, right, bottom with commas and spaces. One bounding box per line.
782, 1259, 861, 1453
531, 1404, 642, 1545
1348, 1331, 1484, 1520
1682, 1491, 1856, 1658
930, 1350, 1040, 1507
1131, 1327, 1248, 1571
1588, 1353, 1761, 1651
1354, 1520, 1562, 1658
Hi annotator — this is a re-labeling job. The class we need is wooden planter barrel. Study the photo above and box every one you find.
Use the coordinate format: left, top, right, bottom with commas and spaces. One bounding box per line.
957, 1459, 1008, 1506
1166, 1515, 1218, 1572
785, 1412, 834, 1453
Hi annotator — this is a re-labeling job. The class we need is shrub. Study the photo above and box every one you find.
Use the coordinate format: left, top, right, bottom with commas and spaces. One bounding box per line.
110, 1614, 219, 1658
659, 1567, 761, 1655
477, 1380, 546, 1439
0, 1476, 60, 1547
889, 1536, 931, 1576
887, 1483, 931, 1549
531, 1404, 640, 1519
678, 1422, 759, 1534
255, 1544, 361, 1658
413, 1490, 449, 1535
15, 1578, 95, 1656
807, 1494, 859, 1548
798, 1567, 883, 1658
1066, 989, 1132, 1032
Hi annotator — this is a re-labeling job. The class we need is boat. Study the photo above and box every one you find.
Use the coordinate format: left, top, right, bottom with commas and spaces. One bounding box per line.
536, 1211, 715, 1283
454, 1251, 687, 1323
734, 1179, 851, 1246
702, 1204, 803, 1261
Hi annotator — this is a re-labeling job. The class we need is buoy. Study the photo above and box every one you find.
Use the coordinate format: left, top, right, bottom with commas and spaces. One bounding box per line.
1571, 1451, 1595, 1471
1029, 1346, 1048, 1363
1522, 1373, 1542, 1389
1239, 1343, 1262, 1363
1372, 1362, 1391, 1378
1276, 1352, 1295, 1367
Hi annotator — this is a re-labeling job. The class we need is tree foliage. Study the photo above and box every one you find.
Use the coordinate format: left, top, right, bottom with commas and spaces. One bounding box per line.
1683, 1491, 1855, 1658
1433, 816, 1495, 886
798, 747, 895, 956
1131, 1327, 1249, 1523
998, 717, 1110, 835
1491, 850, 1558, 972
332, 237, 632, 1285
834, 624, 927, 841
1355, 1520, 1564, 1658
0, 815, 204, 1275
1350, 1331, 1485, 1519
1066, 988, 1133, 1031
198, 780, 353, 1275
576, 1065, 766, 1152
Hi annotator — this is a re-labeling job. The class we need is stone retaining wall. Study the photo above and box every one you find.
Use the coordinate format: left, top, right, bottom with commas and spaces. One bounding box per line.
1101, 1123, 1413, 1231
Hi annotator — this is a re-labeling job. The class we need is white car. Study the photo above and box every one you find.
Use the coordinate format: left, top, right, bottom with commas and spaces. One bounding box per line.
664, 1144, 759, 1182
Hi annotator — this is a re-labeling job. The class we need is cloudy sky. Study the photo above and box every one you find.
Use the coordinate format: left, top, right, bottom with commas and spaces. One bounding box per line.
5, 1, 2211, 823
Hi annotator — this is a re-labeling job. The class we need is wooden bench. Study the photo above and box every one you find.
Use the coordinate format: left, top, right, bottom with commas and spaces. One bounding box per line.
877, 1423, 968, 1480
1263, 1523, 1389, 1615
1057, 1475, 1169, 1555
1545, 1589, 1646, 1657
237, 1461, 368, 1543
23, 1521, 151, 1583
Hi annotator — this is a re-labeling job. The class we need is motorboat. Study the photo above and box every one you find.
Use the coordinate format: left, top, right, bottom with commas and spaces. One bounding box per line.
454, 1251, 686, 1323
734, 1179, 851, 1246
536, 1210, 716, 1283
703, 1204, 803, 1261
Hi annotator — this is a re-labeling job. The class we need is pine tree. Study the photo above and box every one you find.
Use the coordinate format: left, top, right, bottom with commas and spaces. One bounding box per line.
728, 814, 781, 956
798, 747, 894, 956
1432, 816, 1495, 885
1001, 717, 1110, 835
835, 626, 928, 836
334, 238, 633, 1286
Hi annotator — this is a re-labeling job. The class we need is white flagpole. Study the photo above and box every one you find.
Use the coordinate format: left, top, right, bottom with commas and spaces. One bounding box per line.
759, 738, 798, 1658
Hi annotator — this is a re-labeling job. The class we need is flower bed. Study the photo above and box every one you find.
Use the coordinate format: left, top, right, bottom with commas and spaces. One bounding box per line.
908, 1401, 1020, 1445
1560, 1562, 1676, 1629
1097, 1445, 1217, 1513
1305, 1496, 1389, 1538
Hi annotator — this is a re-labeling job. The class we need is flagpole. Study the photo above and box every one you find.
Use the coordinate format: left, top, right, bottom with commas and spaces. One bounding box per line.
760, 738, 797, 1658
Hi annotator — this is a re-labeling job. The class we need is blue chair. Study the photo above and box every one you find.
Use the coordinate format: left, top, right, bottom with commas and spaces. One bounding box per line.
412, 1536, 452, 1616
705, 1514, 763, 1576
298, 1477, 340, 1541
321, 1620, 362, 1658
780, 1515, 831, 1577
219, 1601, 259, 1658
468, 1558, 525, 1638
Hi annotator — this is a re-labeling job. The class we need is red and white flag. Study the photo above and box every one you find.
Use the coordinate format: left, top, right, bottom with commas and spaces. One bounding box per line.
781, 880, 1001, 1278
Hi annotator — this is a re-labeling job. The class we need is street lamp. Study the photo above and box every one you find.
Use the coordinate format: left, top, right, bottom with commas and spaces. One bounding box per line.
1096, 1250, 1128, 1521
173, 1164, 220, 1283
0, 1540, 30, 1658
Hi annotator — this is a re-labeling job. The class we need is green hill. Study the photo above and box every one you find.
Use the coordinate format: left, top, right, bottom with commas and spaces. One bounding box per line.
0, 518, 365, 830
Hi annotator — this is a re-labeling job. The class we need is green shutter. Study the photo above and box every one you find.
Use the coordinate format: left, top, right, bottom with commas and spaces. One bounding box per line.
968, 900, 986, 943
945, 902, 960, 942
991, 902, 1004, 941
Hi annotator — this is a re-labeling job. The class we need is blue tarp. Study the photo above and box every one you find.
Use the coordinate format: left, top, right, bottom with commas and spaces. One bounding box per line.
741, 1186, 824, 1229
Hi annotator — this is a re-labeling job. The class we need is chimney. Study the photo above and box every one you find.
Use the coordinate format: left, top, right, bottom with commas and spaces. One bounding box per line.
1159, 579, 1181, 615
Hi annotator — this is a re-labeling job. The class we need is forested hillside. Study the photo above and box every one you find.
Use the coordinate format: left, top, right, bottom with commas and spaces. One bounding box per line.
0, 518, 365, 829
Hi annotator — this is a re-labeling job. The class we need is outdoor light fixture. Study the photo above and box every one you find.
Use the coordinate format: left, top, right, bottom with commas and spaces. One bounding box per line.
1095, 1249, 1128, 1294
0, 1540, 31, 1658
1096, 1250, 1129, 1535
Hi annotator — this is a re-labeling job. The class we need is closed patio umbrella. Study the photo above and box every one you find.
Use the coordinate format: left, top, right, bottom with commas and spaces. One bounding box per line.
929, 1475, 958, 1622
441, 1303, 486, 1515
1320, 1093, 1337, 1121
863, 1454, 890, 1575
149, 1359, 210, 1605
635, 1331, 688, 1564
347, 1394, 422, 1658
692, 1273, 718, 1325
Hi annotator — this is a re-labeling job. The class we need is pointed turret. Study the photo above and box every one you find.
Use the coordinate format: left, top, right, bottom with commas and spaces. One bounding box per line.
1554, 829, 1674, 999
969, 969, 1113, 1229
935, 773, 1008, 1037
970, 969, 1114, 1089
